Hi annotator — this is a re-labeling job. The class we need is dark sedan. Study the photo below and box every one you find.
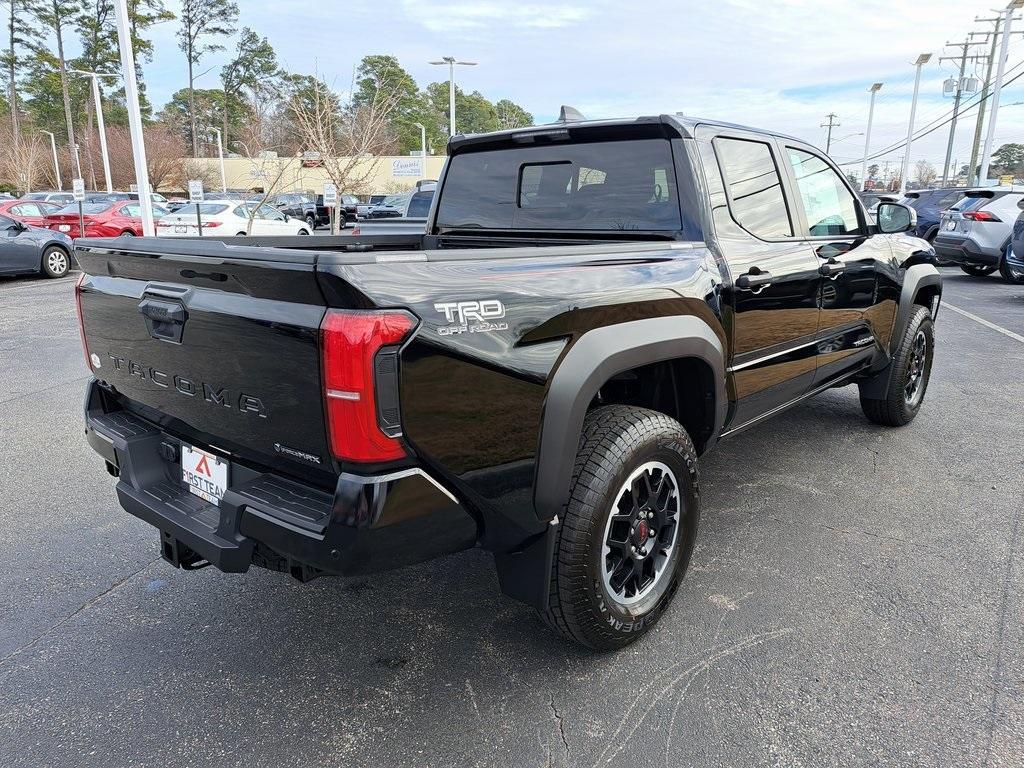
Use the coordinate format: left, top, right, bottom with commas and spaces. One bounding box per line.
0, 214, 74, 278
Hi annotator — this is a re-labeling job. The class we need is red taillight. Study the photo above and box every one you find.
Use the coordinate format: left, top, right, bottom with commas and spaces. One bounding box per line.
320, 309, 417, 463
201, 221, 222, 228
963, 210, 1000, 222
75, 273, 93, 371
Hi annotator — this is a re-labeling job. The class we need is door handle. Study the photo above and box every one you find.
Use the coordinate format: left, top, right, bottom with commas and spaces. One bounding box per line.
735, 269, 773, 291
819, 259, 846, 278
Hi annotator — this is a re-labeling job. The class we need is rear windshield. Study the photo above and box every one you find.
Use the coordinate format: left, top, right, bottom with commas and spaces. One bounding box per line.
435, 139, 683, 233
171, 203, 230, 216
954, 194, 1003, 211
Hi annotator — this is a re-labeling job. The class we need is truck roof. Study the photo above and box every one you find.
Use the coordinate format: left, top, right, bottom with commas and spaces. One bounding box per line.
448, 113, 810, 153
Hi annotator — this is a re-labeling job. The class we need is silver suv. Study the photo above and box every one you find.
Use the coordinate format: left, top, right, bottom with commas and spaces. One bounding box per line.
933, 187, 1024, 278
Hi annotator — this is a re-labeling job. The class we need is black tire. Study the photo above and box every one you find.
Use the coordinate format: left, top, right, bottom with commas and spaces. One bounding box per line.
998, 245, 1024, 284
297, 228, 310, 235
924, 227, 938, 244
40, 246, 70, 278
338, 212, 348, 229
119, 230, 135, 237
858, 305, 934, 427
541, 405, 699, 651
305, 214, 316, 230
960, 264, 996, 277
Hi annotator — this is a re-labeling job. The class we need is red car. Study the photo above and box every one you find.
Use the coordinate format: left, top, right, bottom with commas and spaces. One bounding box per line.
44, 200, 166, 238
0, 199, 63, 226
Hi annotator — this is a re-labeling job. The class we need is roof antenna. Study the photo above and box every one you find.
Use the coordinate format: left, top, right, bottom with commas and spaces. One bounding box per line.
558, 105, 586, 122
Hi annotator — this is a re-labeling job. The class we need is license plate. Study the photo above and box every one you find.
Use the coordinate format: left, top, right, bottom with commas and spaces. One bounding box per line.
174, 225, 186, 233
181, 445, 229, 505
58, 224, 70, 232
946, 220, 956, 230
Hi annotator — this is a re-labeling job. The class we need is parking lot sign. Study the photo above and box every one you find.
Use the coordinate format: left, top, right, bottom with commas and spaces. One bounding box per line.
322, 182, 337, 207
72, 179, 85, 202
188, 180, 204, 202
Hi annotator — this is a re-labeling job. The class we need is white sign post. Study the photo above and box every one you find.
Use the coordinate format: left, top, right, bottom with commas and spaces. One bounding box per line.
188, 180, 204, 236
73, 178, 86, 236
323, 182, 338, 234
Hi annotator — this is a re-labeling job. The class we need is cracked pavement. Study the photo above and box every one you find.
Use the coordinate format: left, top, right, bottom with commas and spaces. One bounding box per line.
1, 269, 1022, 767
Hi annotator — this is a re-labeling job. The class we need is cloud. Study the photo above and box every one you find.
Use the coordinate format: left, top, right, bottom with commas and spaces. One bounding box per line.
398, 1, 591, 32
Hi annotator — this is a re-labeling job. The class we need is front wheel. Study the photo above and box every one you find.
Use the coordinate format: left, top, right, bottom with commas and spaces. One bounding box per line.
540, 406, 699, 651
305, 214, 316, 230
960, 264, 996, 277
999, 245, 1024, 284
859, 305, 934, 427
297, 228, 310, 235
41, 246, 70, 278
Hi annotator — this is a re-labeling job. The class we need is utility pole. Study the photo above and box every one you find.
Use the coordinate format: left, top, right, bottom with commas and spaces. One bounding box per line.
980, 1, 1024, 185
968, 19, 1002, 185
938, 40, 985, 185
821, 113, 839, 155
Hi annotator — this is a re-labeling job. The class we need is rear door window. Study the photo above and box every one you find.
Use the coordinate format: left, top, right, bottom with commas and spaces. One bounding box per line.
436, 138, 683, 233
713, 137, 792, 239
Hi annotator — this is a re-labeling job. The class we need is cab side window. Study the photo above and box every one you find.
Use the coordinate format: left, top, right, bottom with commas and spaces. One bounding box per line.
786, 148, 861, 237
714, 137, 792, 239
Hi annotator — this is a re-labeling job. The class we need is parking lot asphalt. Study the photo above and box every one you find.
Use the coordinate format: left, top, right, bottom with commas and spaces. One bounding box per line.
0, 267, 1022, 768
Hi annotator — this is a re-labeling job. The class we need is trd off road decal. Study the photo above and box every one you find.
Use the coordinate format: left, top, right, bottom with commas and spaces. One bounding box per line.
432, 299, 509, 335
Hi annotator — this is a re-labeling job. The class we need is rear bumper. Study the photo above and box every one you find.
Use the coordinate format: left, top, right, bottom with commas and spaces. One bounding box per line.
84, 380, 477, 580
932, 236, 1001, 267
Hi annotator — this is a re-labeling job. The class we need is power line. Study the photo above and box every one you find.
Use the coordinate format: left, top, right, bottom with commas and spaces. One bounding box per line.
838, 59, 1024, 167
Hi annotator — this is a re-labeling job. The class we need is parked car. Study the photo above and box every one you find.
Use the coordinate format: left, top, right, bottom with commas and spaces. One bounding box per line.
43, 200, 169, 238
155, 200, 313, 237
365, 187, 435, 219
899, 188, 966, 242
268, 193, 319, 231
0, 199, 63, 226
355, 194, 386, 218
0, 214, 74, 278
1003, 209, 1024, 283
313, 194, 358, 228
75, 111, 942, 651
22, 191, 75, 205
858, 191, 900, 224
933, 187, 1024, 280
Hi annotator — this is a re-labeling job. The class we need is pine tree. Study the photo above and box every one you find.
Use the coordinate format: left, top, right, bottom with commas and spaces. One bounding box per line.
177, 0, 237, 156
34, 0, 83, 177
220, 27, 278, 151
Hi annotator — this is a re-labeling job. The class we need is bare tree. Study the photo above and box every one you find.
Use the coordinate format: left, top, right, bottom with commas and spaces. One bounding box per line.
914, 159, 937, 187
288, 74, 400, 231
0, 126, 46, 191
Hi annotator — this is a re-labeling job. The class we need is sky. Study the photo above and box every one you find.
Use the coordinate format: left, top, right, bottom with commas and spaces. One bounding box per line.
123, 0, 1024, 176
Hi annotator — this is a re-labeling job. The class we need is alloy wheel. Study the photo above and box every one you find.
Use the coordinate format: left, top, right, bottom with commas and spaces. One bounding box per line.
601, 461, 680, 606
904, 329, 928, 406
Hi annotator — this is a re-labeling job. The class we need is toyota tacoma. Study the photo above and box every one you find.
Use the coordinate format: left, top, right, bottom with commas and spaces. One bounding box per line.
75, 111, 942, 650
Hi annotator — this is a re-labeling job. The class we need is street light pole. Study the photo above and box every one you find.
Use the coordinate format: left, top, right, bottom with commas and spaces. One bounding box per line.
861, 83, 882, 190
70, 69, 116, 193
40, 130, 62, 190
112, 0, 154, 236
429, 56, 477, 136
209, 127, 227, 192
900, 53, 932, 195
413, 121, 427, 177
980, 1, 1024, 184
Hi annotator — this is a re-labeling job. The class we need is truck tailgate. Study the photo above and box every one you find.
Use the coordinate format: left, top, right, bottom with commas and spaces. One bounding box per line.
75, 239, 332, 478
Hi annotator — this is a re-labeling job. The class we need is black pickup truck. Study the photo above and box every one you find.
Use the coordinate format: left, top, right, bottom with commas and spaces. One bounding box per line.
75, 113, 941, 650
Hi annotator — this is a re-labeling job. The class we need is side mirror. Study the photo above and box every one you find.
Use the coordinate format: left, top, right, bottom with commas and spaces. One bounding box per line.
876, 202, 916, 234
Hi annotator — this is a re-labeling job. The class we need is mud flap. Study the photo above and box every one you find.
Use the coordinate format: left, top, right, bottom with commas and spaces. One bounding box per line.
493, 518, 558, 611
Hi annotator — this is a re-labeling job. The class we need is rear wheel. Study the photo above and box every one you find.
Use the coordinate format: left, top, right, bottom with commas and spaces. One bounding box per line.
859, 305, 934, 427
999, 245, 1024, 284
119, 230, 135, 237
297, 228, 310, 235
960, 264, 996, 277
305, 214, 316, 230
40, 246, 69, 278
540, 405, 699, 651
